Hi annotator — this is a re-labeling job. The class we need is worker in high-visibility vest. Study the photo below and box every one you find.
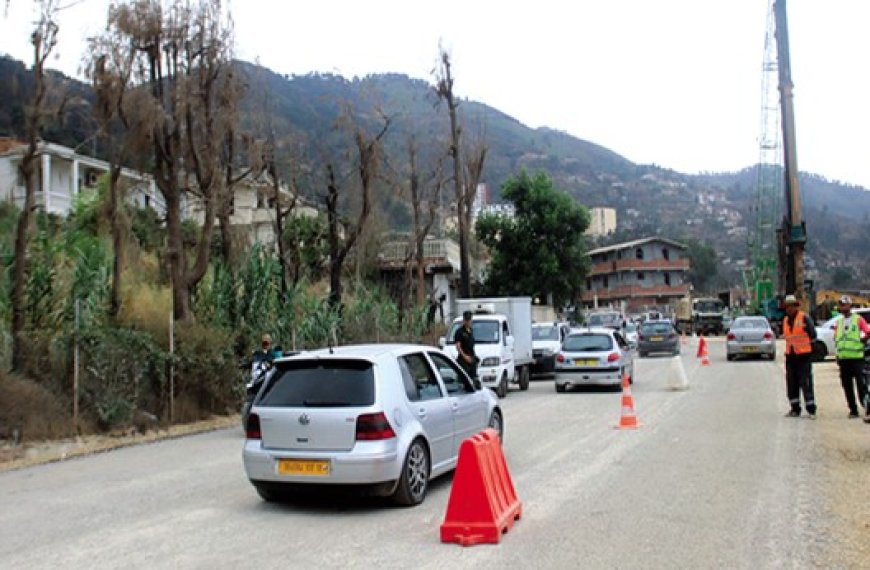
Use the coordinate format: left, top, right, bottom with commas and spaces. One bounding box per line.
782, 294, 818, 419
832, 296, 870, 420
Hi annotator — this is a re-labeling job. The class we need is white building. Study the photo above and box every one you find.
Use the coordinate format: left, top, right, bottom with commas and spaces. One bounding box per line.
0, 139, 161, 216
585, 207, 617, 237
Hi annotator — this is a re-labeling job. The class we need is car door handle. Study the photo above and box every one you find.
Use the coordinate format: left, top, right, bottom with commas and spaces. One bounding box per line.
417, 408, 427, 419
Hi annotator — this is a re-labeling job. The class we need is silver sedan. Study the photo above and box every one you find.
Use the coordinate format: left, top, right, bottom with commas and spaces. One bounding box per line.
242, 344, 503, 506
726, 316, 776, 361
554, 328, 634, 392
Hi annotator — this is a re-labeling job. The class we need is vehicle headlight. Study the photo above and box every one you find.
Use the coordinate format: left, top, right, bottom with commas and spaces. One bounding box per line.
481, 357, 501, 367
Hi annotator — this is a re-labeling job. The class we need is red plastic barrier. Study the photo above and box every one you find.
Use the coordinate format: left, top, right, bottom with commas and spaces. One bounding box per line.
440, 428, 522, 546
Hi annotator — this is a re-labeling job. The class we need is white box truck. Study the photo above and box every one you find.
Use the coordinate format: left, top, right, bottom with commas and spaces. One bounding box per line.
441, 297, 533, 398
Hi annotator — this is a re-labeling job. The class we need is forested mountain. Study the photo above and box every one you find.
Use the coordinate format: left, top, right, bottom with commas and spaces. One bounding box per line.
2, 55, 868, 288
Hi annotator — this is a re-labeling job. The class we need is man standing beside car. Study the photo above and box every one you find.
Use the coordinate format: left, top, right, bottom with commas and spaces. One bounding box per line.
832, 296, 870, 420
782, 295, 818, 419
455, 310, 479, 380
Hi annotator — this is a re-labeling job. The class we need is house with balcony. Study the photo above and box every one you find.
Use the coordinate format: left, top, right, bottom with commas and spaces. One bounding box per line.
378, 235, 486, 324
0, 139, 161, 216
583, 237, 691, 312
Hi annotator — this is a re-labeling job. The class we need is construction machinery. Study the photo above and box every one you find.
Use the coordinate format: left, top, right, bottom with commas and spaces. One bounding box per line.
744, 0, 807, 330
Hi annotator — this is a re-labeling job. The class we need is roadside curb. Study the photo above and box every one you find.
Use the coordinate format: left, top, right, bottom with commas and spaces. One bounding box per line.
0, 415, 241, 474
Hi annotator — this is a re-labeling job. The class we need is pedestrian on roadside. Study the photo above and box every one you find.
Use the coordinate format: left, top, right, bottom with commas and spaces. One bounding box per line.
454, 310, 479, 380
831, 296, 870, 420
782, 294, 818, 418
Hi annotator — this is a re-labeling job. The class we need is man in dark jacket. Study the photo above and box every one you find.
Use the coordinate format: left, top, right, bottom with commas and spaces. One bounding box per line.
454, 311, 478, 380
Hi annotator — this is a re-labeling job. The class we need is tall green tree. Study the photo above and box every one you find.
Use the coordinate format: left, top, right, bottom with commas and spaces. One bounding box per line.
476, 171, 590, 307
683, 238, 719, 293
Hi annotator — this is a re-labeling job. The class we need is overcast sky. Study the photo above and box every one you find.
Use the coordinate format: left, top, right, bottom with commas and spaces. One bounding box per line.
2, 0, 869, 188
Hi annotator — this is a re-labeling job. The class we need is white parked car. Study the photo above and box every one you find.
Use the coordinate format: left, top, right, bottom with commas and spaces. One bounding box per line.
815, 317, 838, 361
243, 344, 503, 506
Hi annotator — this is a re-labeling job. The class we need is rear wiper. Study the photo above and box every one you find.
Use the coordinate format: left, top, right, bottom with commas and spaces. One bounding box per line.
303, 400, 351, 407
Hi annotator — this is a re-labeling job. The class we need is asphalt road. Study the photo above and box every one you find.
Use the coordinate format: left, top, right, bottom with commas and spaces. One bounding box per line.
0, 340, 834, 569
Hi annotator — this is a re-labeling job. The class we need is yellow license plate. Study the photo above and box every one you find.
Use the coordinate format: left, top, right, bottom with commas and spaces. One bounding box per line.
742, 346, 759, 353
574, 359, 598, 366
278, 459, 330, 476
651, 336, 664, 342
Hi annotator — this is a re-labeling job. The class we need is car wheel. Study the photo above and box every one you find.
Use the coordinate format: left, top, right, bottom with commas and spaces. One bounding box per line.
726, 354, 735, 361
488, 409, 504, 441
812, 341, 827, 362
518, 366, 530, 391
555, 383, 566, 393
496, 373, 508, 398
639, 352, 647, 358
393, 439, 430, 506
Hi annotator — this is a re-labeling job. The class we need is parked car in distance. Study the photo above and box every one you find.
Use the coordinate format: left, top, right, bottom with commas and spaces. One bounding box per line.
531, 322, 569, 378
554, 328, 633, 392
637, 320, 680, 357
726, 316, 776, 361
242, 344, 503, 506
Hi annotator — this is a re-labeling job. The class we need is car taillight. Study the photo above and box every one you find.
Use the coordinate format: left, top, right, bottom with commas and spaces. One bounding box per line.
763, 331, 774, 340
245, 412, 261, 440
727, 332, 736, 341
355, 412, 396, 441
556, 353, 565, 363
607, 352, 620, 362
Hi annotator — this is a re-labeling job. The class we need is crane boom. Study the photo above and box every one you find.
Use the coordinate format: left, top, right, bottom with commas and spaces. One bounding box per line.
773, 0, 807, 302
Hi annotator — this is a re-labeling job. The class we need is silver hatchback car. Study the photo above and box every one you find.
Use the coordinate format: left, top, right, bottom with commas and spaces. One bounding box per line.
243, 344, 503, 506
554, 328, 634, 392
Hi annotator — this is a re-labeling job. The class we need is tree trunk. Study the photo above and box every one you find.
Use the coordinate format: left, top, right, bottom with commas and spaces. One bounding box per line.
10, 164, 37, 372
108, 165, 124, 321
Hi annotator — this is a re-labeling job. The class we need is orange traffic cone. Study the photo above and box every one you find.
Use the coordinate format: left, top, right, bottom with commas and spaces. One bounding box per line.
615, 374, 640, 429
697, 336, 710, 366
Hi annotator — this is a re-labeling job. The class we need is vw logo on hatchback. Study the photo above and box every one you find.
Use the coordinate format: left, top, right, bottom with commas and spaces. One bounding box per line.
298, 413, 310, 426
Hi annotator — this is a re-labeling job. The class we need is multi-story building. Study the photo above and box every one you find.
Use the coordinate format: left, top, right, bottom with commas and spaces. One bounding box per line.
585, 207, 617, 237
583, 237, 691, 312
0, 139, 160, 215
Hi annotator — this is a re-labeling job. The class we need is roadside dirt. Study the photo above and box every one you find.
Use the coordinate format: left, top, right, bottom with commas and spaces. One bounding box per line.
0, 415, 240, 473
812, 360, 870, 568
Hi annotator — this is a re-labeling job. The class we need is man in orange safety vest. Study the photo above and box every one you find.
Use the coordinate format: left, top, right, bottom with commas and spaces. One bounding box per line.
782, 294, 818, 419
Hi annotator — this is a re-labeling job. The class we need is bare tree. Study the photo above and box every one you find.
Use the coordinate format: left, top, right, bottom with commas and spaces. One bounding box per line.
110, 0, 243, 321
85, 11, 140, 321
323, 113, 391, 310
435, 48, 474, 297
404, 137, 443, 308
10, 0, 60, 371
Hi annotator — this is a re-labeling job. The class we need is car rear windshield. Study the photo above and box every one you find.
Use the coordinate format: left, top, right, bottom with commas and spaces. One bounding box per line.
641, 322, 673, 334
587, 313, 620, 327
257, 359, 375, 407
732, 318, 768, 329
563, 334, 613, 352
532, 325, 560, 341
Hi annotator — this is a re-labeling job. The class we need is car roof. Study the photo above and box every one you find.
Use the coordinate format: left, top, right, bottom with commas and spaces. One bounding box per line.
568, 327, 617, 336
278, 344, 438, 363
641, 319, 673, 325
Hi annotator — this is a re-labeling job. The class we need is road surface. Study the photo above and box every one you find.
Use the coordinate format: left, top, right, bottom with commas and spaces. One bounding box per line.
0, 341, 834, 568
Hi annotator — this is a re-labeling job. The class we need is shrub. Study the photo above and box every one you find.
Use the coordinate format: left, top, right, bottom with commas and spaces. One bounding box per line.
0, 371, 73, 441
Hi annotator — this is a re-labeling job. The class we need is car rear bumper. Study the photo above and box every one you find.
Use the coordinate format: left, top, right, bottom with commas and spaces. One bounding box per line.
243, 440, 401, 485
726, 340, 775, 357
637, 340, 679, 354
554, 368, 623, 387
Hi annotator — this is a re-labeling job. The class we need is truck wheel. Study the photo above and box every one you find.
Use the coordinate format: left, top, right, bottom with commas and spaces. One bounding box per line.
496, 373, 508, 398
518, 366, 530, 391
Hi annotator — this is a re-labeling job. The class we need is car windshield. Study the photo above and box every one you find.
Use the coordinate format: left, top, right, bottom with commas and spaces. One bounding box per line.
640, 322, 673, 334
563, 334, 613, 352
257, 359, 375, 407
532, 325, 560, 341
587, 313, 620, 327
732, 318, 769, 330
447, 319, 501, 344
695, 301, 723, 312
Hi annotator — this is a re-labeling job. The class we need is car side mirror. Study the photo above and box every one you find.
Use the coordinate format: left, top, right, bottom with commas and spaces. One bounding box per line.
438, 337, 446, 348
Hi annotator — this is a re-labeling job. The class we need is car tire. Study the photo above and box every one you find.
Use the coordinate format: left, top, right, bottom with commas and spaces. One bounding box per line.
392, 439, 430, 506
496, 373, 508, 398
488, 409, 504, 441
555, 383, 566, 393
812, 341, 827, 362
518, 366, 530, 391
639, 352, 647, 358
726, 354, 735, 361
